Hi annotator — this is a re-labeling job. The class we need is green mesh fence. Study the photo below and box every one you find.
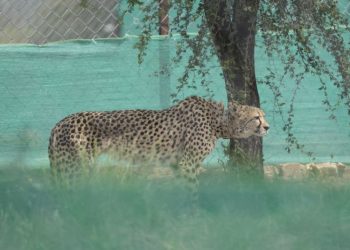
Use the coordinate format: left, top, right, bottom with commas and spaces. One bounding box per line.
2, 2, 350, 250
0, 36, 349, 168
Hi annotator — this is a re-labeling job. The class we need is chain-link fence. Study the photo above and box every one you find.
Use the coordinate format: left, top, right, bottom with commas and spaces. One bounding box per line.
1, 0, 350, 168
0, 0, 176, 167
0, 0, 121, 44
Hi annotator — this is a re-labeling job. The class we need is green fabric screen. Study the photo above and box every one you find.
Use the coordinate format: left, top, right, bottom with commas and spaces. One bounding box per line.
0, 37, 349, 168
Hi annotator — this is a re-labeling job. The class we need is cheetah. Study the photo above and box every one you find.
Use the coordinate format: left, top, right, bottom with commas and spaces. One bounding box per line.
48, 96, 269, 184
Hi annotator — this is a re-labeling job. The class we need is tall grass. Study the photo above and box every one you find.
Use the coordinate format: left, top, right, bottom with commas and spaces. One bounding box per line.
1, 167, 350, 250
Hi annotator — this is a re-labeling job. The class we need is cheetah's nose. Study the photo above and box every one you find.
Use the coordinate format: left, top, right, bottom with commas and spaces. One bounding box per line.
263, 126, 270, 131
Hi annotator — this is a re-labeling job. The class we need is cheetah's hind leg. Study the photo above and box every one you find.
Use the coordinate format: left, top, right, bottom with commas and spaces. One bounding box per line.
50, 147, 94, 185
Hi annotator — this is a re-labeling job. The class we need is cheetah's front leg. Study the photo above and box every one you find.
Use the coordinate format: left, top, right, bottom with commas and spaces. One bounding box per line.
178, 151, 202, 207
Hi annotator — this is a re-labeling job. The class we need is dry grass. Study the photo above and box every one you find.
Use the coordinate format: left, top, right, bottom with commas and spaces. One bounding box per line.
1, 164, 350, 250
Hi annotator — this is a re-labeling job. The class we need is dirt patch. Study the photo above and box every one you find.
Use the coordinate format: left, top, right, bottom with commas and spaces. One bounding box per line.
96, 162, 350, 181
264, 162, 349, 180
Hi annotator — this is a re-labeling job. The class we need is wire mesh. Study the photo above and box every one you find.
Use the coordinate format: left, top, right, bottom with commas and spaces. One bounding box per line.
1, 0, 350, 168
0, 0, 179, 167
0, 0, 120, 44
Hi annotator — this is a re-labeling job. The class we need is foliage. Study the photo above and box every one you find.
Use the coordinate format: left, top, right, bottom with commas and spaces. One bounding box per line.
258, 0, 350, 155
128, 1, 216, 102
79, 0, 88, 8
123, 0, 350, 158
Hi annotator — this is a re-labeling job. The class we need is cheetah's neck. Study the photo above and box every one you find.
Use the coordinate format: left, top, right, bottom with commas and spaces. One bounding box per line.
217, 110, 241, 139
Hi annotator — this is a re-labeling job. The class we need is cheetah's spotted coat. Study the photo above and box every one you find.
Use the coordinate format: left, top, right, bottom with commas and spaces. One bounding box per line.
49, 96, 269, 184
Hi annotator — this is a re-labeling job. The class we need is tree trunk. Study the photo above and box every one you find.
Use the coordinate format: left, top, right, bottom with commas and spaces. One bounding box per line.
204, 0, 263, 176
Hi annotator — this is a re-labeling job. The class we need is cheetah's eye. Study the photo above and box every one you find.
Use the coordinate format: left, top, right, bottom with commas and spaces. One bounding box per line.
255, 116, 260, 120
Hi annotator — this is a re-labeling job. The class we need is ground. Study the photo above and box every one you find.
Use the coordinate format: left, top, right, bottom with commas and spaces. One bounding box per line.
1, 164, 350, 250
96, 162, 350, 181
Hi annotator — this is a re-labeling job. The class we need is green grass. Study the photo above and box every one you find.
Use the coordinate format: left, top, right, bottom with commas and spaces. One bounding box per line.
1, 167, 350, 250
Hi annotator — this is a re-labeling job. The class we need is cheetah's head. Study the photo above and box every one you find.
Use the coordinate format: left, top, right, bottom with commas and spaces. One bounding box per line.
222, 101, 269, 139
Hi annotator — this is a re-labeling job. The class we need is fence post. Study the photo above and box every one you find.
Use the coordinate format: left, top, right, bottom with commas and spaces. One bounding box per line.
159, 0, 171, 108
159, 0, 169, 35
